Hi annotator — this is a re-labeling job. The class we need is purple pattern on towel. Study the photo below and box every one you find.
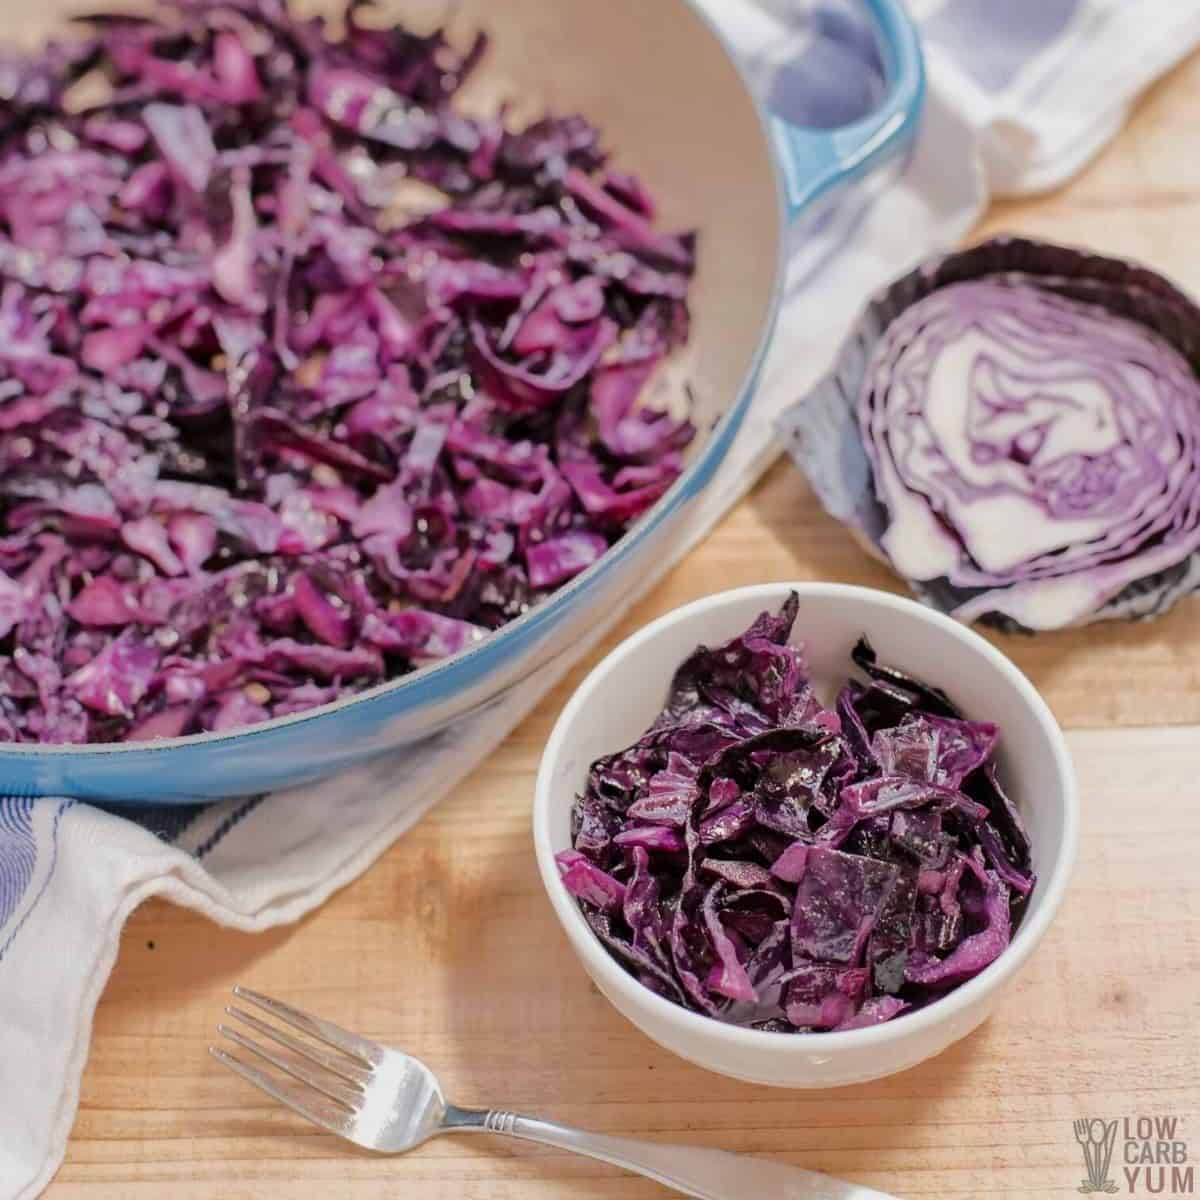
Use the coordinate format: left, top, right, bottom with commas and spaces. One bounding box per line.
768, 1, 885, 128
925, 0, 1081, 92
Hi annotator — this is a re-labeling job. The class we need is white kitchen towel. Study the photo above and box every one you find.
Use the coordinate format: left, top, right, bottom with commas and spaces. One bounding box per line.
6, 2, 1198, 1195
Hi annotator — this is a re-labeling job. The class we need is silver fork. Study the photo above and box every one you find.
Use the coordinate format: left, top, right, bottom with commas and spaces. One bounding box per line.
212, 986, 896, 1200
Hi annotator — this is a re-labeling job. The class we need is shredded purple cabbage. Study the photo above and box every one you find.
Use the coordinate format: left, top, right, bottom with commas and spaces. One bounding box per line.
555, 593, 1035, 1032
0, 0, 696, 743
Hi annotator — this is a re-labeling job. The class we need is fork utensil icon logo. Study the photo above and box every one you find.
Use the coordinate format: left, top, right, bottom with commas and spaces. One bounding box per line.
1075, 1118, 1120, 1194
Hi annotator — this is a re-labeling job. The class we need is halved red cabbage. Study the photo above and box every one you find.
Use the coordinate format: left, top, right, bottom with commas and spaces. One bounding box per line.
862, 278, 1200, 629
556, 594, 1034, 1032
788, 239, 1200, 632
0, 0, 696, 744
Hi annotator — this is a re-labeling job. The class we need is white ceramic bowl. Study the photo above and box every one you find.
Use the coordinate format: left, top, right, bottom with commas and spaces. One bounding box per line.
533, 583, 1079, 1087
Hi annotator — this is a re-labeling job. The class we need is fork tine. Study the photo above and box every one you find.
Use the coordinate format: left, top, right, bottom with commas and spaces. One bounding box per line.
232, 986, 383, 1066
209, 1045, 357, 1140
225, 1005, 371, 1088
217, 1024, 364, 1110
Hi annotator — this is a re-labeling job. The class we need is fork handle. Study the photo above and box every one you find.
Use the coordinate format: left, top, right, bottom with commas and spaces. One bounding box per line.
442, 1108, 895, 1200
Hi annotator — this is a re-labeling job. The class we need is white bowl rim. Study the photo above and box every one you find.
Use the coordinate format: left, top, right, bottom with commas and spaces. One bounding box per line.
533, 581, 1080, 1056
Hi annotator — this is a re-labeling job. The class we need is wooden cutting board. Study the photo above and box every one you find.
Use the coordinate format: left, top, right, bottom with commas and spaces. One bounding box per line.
41, 27, 1200, 1200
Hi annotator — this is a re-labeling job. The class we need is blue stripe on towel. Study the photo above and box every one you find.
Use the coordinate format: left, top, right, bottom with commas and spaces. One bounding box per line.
194, 796, 266, 860
103, 802, 208, 846
0, 799, 74, 963
0, 799, 37, 931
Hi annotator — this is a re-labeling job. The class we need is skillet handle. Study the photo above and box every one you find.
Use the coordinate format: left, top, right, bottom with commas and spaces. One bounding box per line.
770, 0, 925, 218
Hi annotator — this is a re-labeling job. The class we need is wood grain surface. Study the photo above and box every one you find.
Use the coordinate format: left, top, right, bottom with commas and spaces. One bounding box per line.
46, 33, 1200, 1200
50, 726, 1200, 1200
